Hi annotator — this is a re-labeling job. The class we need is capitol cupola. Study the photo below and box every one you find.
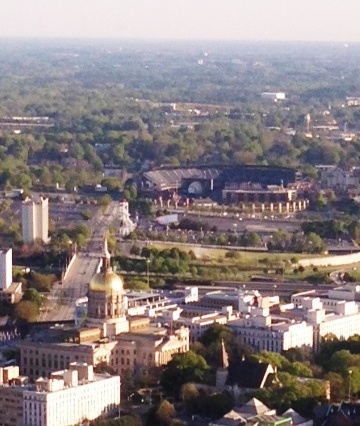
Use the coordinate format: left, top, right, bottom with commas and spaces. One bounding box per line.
86, 238, 129, 337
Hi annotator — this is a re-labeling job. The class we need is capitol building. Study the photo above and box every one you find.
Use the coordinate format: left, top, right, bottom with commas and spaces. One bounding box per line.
19, 241, 189, 380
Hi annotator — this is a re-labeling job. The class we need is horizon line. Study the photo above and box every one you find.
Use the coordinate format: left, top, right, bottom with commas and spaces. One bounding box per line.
0, 36, 358, 45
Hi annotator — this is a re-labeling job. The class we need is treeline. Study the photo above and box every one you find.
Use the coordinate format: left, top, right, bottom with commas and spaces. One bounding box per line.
302, 219, 360, 244
2, 42, 360, 193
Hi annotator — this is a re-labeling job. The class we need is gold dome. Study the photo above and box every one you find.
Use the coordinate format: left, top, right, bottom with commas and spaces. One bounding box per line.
89, 268, 124, 293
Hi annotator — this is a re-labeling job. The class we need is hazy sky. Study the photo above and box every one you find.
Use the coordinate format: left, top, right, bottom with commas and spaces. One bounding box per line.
1, 0, 360, 42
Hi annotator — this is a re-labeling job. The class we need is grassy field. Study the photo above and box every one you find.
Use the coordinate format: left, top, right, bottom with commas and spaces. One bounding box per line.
121, 240, 360, 283
150, 241, 317, 263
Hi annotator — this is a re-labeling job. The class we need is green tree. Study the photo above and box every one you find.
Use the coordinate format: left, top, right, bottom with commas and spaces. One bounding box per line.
130, 244, 141, 256
26, 271, 55, 292
251, 351, 290, 369
160, 351, 209, 396
326, 372, 345, 402
307, 232, 325, 253
98, 194, 112, 207
156, 400, 176, 426
22, 288, 42, 307
180, 383, 200, 412
284, 361, 313, 378
15, 300, 39, 322
327, 350, 354, 375
199, 324, 234, 366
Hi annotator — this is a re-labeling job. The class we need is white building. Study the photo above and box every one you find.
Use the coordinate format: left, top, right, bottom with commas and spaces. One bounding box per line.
22, 197, 49, 244
174, 306, 235, 343
261, 92, 286, 102
0, 248, 22, 304
118, 198, 136, 237
290, 294, 360, 351
0, 248, 12, 290
228, 308, 313, 353
23, 363, 120, 426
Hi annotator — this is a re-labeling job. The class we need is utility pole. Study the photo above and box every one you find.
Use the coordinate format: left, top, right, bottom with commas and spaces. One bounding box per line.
348, 369, 352, 401
146, 258, 150, 287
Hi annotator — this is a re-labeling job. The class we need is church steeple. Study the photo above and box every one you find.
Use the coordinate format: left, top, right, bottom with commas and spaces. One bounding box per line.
221, 339, 229, 369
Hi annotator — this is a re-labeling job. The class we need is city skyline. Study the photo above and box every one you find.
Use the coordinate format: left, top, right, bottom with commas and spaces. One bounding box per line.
1, 0, 360, 42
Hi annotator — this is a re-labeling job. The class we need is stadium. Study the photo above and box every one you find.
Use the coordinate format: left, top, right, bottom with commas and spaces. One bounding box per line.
139, 165, 308, 213
140, 165, 296, 197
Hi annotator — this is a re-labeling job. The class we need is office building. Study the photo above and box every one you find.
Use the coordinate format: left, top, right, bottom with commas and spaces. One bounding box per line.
0, 248, 12, 290
290, 295, 360, 352
228, 307, 314, 353
21, 197, 49, 244
0, 364, 120, 426
0, 248, 22, 304
174, 307, 235, 343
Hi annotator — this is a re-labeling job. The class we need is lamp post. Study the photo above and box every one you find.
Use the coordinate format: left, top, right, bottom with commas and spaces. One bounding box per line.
146, 258, 150, 287
348, 369, 352, 401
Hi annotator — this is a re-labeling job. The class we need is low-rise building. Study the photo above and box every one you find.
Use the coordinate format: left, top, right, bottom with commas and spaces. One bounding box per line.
261, 92, 286, 102
174, 307, 235, 343
210, 397, 281, 426
195, 289, 275, 313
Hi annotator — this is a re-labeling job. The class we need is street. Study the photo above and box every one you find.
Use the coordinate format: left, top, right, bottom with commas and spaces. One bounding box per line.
39, 201, 122, 322
39, 254, 99, 322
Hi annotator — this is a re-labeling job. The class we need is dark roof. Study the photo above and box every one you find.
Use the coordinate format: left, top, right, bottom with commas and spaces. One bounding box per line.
314, 402, 360, 426
226, 360, 271, 389
142, 165, 295, 190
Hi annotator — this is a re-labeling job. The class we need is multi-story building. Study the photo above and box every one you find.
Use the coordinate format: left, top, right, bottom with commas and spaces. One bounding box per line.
0, 248, 22, 304
289, 294, 360, 352
0, 387, 24, 426
0, 364, 120, 426
174, 307, 235, 343
0, 366, 26, 426
228, 307, 314, 353
196, 289, 278, 314
21, 197, 49, 244
0, 248, 12, 290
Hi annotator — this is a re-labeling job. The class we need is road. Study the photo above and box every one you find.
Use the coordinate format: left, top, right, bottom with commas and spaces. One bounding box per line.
39, 201, 122, 322
39, 254, 99, 322
176, 212, 301, 233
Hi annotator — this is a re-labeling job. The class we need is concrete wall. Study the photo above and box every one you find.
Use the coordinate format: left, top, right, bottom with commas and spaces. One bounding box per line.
299, 252, 360, 268
62, 254, 77, 281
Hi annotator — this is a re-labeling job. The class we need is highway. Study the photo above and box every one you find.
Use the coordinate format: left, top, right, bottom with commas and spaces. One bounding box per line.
175, 280, 330, 297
